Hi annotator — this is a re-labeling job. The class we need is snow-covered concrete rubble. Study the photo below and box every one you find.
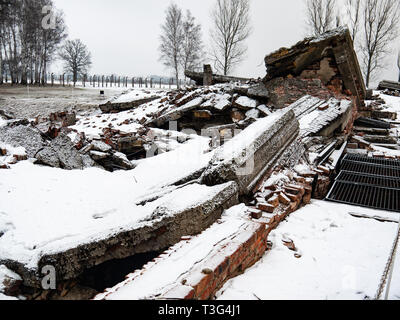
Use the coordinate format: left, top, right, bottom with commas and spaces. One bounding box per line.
1, 25, 400, 300
0, 79, 374, 294
0, 133, 240, 287
201, 108, 299, 194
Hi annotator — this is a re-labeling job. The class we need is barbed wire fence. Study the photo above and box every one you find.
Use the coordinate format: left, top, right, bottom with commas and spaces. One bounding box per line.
0, 72, 192, 90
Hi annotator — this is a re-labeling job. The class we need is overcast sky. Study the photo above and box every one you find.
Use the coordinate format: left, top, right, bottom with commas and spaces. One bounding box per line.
52, 0, 399, 86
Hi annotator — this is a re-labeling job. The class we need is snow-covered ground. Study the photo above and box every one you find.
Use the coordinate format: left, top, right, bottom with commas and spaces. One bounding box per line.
0, 133, 214, 270
216, 200, 400, 300
387, 242, 400, 300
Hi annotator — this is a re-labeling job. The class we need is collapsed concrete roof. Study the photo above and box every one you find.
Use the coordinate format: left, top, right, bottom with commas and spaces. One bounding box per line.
185, 69, 251, 86
264, 27, 366, 107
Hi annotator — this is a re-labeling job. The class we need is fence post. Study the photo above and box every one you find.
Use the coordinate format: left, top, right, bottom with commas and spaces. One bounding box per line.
51, 73, 54, 86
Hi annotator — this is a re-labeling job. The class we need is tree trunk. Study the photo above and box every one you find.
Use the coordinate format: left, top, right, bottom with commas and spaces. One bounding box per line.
0, 42, 3, 85
366, 56, 372, 88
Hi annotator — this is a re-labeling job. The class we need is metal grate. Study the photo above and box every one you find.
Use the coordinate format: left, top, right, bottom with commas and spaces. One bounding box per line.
336, 171, 400, 190
341, 160, 400, 178
327, 154, 400, 212
343, 154, 400, 168
327, 181, 400, 212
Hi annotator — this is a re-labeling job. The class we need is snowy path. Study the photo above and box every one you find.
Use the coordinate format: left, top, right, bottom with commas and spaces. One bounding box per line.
216, 200, 399, 300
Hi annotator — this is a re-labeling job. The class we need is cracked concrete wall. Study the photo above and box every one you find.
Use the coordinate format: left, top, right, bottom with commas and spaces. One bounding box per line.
201, 109, 300, 195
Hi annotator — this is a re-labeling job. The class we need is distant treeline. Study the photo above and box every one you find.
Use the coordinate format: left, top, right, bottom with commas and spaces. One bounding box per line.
0, 0, 67, 85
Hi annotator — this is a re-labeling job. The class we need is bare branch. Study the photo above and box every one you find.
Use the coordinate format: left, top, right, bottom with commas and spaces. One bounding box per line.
360, 0, 400, 87
159, 3, 184, 88
305, 0, 337, 36
210, 0, 252, 75
59, 39, 92, 86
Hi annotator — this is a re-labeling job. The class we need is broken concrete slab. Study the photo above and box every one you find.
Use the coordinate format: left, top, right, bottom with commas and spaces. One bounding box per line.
378, 80, 400, 91
201, 108, 299, 195
151, 97, 205, 127
233, 96, 258, 110
35, 133, 84, 170
293, 96, 354, 137
0, 125, 46, 158
1, 181, 239, 288
264, 27, 366, 107
100, 97, 161, 114
247, 83, 269, 102
185, 68, 251, 86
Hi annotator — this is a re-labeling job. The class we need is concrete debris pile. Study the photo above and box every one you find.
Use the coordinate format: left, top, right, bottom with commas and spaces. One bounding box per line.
378, 80, 400, 97
148, 84, 271, 132
1, 27, 388, 301
0, 142, 27, 169
34, 111, 77, 139
263, 27, 366, 109
349, 92, 399, 158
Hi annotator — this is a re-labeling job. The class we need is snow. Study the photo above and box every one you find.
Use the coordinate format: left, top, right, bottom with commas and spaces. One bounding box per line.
257, 105, 272, 116
217, 200, 399, 300
213, 109, 286, 164
299, 109, 320, 130
0, 265, 21, 301
245, 109, 260, 119
386, 241, 400, 299
214, 96, 231, 111
379, 93, 400, 116
0, 118, 7, 128
0, 265, 22, 293
235, 96, 257, 109
0, 134, 214, 269
0, 293, 18, 301
108, 88, 164, 104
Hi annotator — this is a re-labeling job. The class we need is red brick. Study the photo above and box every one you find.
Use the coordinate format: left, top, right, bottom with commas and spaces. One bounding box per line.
278, 192, 291, 205
257, 202, 275, 213
250, 210, 263, 220
267, 194, 280, 207
193, 274, 213, 297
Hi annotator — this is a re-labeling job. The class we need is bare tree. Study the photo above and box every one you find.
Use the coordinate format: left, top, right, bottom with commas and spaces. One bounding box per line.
345, 0, 362, 41
59, 39, 92, 86
361, 0, 400, 87
305, 0, 337, 36
181, 10, 203, 77
0, 0, 66, 85
210, 0, 252, 75
159, 3, 184, 89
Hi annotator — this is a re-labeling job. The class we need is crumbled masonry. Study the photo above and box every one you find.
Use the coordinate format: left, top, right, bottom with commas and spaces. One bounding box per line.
1, 27, 399, 300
